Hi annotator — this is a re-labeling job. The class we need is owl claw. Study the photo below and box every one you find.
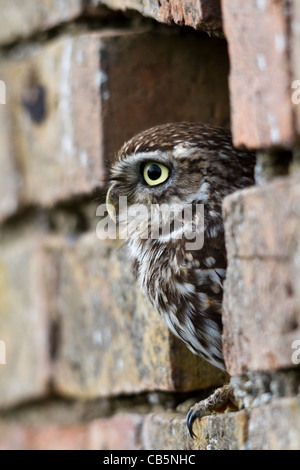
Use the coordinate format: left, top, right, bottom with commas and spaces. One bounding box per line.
186, 408, 198, 438
186, 384, 238, 439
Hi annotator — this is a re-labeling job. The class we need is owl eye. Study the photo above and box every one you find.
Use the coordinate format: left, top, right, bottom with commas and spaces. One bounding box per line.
143, 162, 170, 186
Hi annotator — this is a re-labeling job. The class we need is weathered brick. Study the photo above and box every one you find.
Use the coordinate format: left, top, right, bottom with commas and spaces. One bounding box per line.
222, 0, 295, 148
141, 412, 193, 450
141, 408, 248, 451
0, 0, 85, 45
0, 413, 143, 450
291, 0, 300, 135
192, 409, 248, 450
223, 176, 300, 375
0, 30, 229, 221
0, 104, 20, 221
247, 397, 300, 450
46, 234, 226, 399
0, 224, 50, 409
0, 1, 222, 46
95, 0, 222, 31
0, 34, 105, 214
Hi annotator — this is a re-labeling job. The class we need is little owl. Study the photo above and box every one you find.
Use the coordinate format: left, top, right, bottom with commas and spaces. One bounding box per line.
106, 122, 255, 436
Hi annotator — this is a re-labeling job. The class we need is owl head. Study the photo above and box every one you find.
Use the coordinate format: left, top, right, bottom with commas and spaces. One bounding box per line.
106, 122, 255, 243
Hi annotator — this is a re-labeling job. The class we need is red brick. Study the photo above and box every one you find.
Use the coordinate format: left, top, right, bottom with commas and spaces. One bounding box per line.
0, 224, 50, 408
97, 0, 222, 31
222, 176, 300, 375
0, 0, 85, 45
0, 34, 105, 213
0, 413, 142, 450
222, 0, 295, 148
141, 408, 248, 450
0, 105, 20, 221
247, 397, 300, 450
46, 234, 226, 399
0, 30, 229, 221
192, 409, 248, 450
141, 412, 193, 450
291, 0, 300, 135
0, 1, 222, 44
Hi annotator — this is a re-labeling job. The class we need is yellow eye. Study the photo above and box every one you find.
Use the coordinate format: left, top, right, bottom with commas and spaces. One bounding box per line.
143, 162, 170, 186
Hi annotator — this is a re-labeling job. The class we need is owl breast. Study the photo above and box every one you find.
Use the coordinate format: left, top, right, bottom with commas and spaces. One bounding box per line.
128, 232, 227, 371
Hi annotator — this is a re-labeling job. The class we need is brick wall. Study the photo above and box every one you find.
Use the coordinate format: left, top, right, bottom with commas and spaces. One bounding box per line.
0, 0, 299, 451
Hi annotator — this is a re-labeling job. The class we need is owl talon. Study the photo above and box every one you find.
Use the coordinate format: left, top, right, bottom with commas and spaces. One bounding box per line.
186, 408, 198, 438
186, 384, 238, 438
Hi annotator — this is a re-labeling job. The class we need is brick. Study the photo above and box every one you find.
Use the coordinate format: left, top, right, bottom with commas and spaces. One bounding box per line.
141, 412, 193, 450
141, 408, 248, 451
291, 0, 300, 135
223, 176, 300, 375
0, 224, 50, 409
0, 30, 229, 221
96, 0, 222, 31
0, 1, 222, 44
0, 105, 21, 221
0, 0, 85, 45
0, 413, 143, 450
46, 234, 226, 399
192, 409, 248, 450
222, 0, 295, 148
247, 397, 300, 450
0, 34, 105, 214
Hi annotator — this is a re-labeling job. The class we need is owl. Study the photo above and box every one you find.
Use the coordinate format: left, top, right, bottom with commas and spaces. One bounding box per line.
106, 122, 255, 435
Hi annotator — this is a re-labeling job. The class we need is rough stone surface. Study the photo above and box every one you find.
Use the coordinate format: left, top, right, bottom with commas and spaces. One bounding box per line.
0, 30, 229, 220
2, 398, 299, 450
192, 409, 248, 450
0, 103, 20, 221
222, 0, 295, 148
141, 412, 193, 450
291, 0, 300, 136
0, 224, 50, 409
246, 397, 300, 450
47, 234, 226, 398
223, 176, 300, 375
0, 413, 143, 450
95, 0, 222, 31
0, 33, 105, 213
0, 0, 85, 45
0, 0, 222, 45
141, 408, 248, 450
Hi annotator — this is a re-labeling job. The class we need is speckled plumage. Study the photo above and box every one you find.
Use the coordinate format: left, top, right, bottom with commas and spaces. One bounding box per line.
108, 122, 255, 371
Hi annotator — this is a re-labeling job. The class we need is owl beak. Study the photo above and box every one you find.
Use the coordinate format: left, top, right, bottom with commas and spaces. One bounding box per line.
106, 185, 118, 223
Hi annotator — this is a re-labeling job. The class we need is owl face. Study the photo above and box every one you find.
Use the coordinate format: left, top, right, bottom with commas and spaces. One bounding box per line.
107, 145, 211, 245
108, 123, 223, 233
106, 122, 252, 243
109, 147, 208, 209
